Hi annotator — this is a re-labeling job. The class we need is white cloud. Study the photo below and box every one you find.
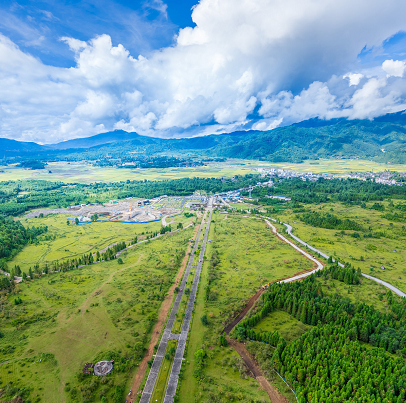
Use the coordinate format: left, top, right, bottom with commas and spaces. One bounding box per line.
343, 73, 364, 86
2, 0, 406, 143
382, 59, 406, 77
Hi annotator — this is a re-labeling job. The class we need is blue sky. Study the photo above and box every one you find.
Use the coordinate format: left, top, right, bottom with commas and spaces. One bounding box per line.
0, 0, 199, 67
1, 0, 406, 143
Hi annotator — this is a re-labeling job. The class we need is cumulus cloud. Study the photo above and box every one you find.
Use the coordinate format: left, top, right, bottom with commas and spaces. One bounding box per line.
343, 73, 364, 86
382, 59, 406, 77
2, 0, 406, 143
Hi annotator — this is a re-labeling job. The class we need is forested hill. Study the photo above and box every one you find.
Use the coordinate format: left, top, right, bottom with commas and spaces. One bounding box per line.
3, 110, 406, 162
213, 111, 406, 163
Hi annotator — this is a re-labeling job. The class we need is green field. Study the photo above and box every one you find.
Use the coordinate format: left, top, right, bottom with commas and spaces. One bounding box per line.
0, 161, 254, 184
229, 202, 254, 210
10, 214, 163, 274
252, 310, 311, 342
3, 158, 402, 185
271, 158, 406, 175
0, 226, 193, 403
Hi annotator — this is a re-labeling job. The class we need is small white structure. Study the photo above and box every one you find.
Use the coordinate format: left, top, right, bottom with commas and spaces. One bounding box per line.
94, 360, 114, 376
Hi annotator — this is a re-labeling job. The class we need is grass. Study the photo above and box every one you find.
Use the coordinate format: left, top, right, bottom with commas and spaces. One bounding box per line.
276, 200, 406, 293
10, 213, 162, 273
252, 311, 311, 343
0, 226, 193, 403
229, 202, 255, 210
172, 291, 189, 334
150, 340, 177, 403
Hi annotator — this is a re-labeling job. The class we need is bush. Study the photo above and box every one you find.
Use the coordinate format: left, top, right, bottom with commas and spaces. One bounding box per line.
200, 314, 208, 326
117, 258, 123, 264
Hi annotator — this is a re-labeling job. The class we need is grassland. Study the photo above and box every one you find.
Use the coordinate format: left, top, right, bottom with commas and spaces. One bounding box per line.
0, 226, 193, 403
270, 158, 406, 175
275, 201, 406, 293
252, 311, 311, 342
10, 214, 162, 274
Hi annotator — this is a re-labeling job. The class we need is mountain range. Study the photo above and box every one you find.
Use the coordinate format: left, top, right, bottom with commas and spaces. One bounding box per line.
2, 110, 406, 163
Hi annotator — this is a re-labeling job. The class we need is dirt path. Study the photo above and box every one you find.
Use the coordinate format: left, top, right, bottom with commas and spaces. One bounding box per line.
227, 337, 289, 403
127, 223, 199, 401
223, 289, 264, 335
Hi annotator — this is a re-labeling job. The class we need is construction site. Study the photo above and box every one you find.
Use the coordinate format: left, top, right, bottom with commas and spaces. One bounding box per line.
25, 196, 185, 223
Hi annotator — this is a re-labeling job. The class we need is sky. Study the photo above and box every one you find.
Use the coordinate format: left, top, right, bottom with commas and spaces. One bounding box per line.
1, 0, 406, 144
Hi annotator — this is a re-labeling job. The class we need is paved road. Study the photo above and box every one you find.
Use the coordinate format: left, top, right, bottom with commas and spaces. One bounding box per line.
139, 198, 213, 403
282, 221, 406, 297
163, 198, 213, 403
265, 220, 323, 282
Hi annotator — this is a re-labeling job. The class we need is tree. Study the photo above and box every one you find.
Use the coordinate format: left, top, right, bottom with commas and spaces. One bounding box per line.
194, 349, 205, 364
75, 217, 79, 225
117, 257, 123, 264
67, 220, 70, 225
219, 334, 228, 347
91, 213, 98, 221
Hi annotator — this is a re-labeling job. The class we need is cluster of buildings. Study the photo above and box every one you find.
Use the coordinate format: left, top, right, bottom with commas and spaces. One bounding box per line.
347, 171, 405, 186
256, 167, 334, 181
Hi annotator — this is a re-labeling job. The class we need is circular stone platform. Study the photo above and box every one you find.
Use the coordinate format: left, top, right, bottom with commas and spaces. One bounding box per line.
94, 360, 113, 376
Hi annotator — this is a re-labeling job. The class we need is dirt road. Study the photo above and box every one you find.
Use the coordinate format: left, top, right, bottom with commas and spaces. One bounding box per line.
227, 337, 289, 403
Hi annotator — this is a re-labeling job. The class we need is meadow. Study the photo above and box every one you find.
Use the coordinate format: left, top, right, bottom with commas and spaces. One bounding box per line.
276, 201, 406, 292
0, 226, 193, 403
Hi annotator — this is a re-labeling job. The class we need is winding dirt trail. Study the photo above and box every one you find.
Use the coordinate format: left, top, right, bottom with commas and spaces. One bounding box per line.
128, 223, 199, 401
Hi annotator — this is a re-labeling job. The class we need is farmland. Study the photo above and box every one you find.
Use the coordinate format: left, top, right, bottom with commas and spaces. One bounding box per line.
0, 161, 254, 184
2, 158, 406, 185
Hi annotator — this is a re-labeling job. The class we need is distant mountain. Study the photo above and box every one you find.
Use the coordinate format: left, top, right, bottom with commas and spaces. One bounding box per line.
3, 111, 406, 163
213, 111, 406, 163
50, 130, 150, 150
0, 138, 46, 153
